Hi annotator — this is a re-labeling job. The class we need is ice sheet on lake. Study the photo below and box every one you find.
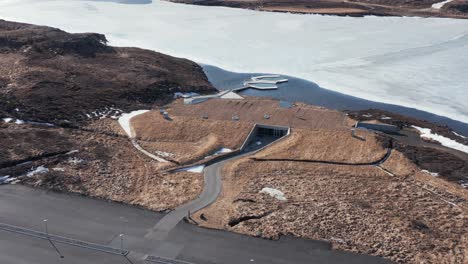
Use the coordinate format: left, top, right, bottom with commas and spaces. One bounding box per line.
1, 0, 468, 123
412, 126, 468, 154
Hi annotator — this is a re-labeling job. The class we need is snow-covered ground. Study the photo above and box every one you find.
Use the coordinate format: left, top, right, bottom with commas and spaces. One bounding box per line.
118, 110, 149, 137
260, 187, 287, 201
0, 175, 19, 185
432, 0, 455, 9
421, 170, 439, 177
412, 126, 468, 154
2, 118, 54, 126
176, 165, 205, 173
1, 1, 468, 123
214, 148, 233, 155
26, 166, 49, 177
453, 131, 467, 139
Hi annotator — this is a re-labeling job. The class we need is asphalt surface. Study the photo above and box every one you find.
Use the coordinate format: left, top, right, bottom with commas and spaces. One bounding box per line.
0, 185, 392, 264
147, 154, 245, 242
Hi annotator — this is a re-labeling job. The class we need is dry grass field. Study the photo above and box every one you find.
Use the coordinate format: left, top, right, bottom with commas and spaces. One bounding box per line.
3, 95, 466, 263
254, 128, 389, 164
0, 122, 203, 211
194, 155, 467, 263
168, 98, 348, 129
131, 110, 253, 163
130, 98, 350, 163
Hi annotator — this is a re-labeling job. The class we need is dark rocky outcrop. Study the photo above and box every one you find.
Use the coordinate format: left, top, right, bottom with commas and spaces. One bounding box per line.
0, 20, 215, 125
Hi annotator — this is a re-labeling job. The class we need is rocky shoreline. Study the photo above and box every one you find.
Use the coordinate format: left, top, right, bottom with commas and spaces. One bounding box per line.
167, 0, 468, 19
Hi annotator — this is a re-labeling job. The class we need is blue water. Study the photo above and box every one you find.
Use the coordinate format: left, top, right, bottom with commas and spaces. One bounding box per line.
202, 64, 468, 137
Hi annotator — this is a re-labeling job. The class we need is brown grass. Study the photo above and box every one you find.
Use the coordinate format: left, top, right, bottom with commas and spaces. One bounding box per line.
0, 123, 203, 211
254, 128, 388, 163
131, 110, 253, 163
194, 155, 467, 263
168, 98, 348, 129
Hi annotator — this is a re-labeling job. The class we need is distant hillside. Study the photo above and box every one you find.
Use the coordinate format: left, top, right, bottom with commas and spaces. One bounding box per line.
168, 0, 468, 18
0, 20, 215, 125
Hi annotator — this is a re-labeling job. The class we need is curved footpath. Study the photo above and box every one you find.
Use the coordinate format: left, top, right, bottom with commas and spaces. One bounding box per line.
145, 153, 249, 241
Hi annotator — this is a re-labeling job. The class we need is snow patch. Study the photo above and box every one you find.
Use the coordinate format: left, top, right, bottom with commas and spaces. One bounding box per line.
459, 180, 468, 189
176, 165, 205, 173
453, 131, 467, 139
421, 170, 439, 177
174, 92, 199, 99
26, 166, 49, 177
68, 157, 84, 165
215, 148, 233, 155
260, 187, 287, 201
412, 126, 468, 154
154, 150, 175, 158
0, 175, 9, 182
66, 150, 79, 155
204, 148, 233, 159
86, 107, 122, 120
330, 237, 346, 244
2, 118, 54, 126
432, 0, 455, 9
0, 175, 19, 185
118, 110, 149, 137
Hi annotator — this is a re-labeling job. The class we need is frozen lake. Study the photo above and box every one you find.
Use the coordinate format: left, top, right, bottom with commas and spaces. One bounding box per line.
203, 65, 468, 136
1, 0, 467, 124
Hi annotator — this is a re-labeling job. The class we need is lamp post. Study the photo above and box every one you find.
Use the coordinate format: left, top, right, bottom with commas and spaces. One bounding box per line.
43, 219, 48, 237
43, 219, 64, 259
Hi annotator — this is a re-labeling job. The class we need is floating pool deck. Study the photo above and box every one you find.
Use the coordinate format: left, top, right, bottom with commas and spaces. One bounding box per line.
185, 75, 288, 104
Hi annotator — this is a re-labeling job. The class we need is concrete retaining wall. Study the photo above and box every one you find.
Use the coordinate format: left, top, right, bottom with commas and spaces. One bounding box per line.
240, 123, 290, 151
355, 121, 400, 134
